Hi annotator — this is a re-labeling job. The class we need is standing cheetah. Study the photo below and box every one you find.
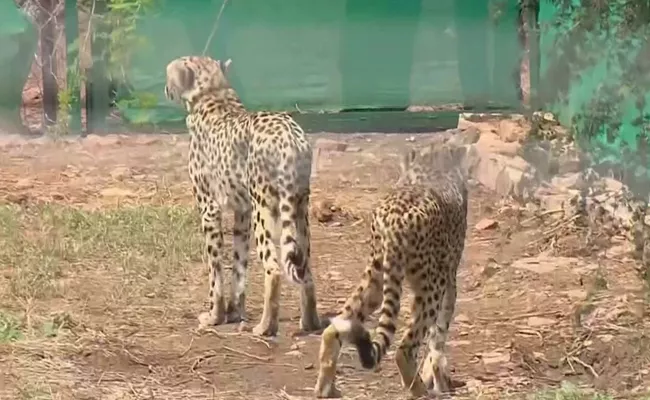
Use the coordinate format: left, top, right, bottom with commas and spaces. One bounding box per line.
315, 141, 469, 398
164, 55, 322, 337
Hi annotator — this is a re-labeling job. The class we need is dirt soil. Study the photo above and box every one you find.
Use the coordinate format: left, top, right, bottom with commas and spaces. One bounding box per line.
0, 131, 649, 400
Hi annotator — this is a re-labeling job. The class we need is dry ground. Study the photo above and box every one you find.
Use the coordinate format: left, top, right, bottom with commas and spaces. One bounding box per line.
0, 132, 649, 400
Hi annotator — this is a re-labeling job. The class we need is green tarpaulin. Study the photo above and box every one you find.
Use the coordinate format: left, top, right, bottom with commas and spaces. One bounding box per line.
115, 0, 523, 125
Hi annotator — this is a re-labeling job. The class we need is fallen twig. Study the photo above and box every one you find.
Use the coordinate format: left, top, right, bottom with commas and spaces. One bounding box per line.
477, 310, 562, 322
231, 361, 297, 368
179, 337, 194, 358
190, 351, 220, 372
529, 214, 580, 247
570, 356, 599, 378
223, 345, 270, 362
521, 208, 564, 225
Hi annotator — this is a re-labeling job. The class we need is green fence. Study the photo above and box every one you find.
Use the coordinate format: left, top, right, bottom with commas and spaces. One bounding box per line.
2, 0, 525, 134
122, 0, 523, 126
538, 0, 650, 181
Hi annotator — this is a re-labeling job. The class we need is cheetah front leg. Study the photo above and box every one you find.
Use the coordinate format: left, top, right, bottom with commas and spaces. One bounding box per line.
227, 207, 251, 323
197, 199, 227, 328
251, 198, 282, 337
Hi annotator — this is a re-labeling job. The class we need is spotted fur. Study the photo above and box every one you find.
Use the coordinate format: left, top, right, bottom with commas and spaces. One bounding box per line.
164, 55, 322, 336
315, 142, 468, 398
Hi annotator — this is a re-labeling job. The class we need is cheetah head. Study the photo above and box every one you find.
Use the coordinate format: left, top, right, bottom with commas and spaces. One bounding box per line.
164, 56, 233, 106
398, 142, 468, 185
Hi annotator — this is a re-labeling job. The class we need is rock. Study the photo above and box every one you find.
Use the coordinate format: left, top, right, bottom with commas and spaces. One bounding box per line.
475, 218, 498, 230
533, 185, 580, 214
469, 148, 536, 200
475, 132, 520, 157
315, 139, 348, 152
532, 172, 586, 213
444, 127, 481, 146
526, 316, 556, 327
498, 119, 525, 143
461, 126, 481, 144
512, 256, 581, 274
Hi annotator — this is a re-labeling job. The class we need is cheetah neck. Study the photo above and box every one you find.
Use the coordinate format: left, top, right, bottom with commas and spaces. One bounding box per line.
188, 88, 245, 116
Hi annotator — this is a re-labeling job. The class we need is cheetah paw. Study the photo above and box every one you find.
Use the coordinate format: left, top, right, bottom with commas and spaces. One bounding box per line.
226, 301, 245, 323
407, 379, 428, 399
314, 383, 342, 398
252, 321, 278, 337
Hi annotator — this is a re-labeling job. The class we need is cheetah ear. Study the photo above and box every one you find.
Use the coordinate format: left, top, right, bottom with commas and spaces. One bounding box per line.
178, 65, 195, 90
222, 58, 233, 74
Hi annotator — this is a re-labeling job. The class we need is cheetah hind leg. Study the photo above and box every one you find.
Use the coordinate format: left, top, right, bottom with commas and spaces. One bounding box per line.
197, 203, 227, 328
296, 196, 322, 333
251, 200, 282, 337
226, 208, 251, 324
395, 310, 428, 398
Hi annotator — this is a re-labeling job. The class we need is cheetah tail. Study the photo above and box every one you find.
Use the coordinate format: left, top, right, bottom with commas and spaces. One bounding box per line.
279, 196, 305, 284
335, 242, 401, 370
328, 316, 383, 370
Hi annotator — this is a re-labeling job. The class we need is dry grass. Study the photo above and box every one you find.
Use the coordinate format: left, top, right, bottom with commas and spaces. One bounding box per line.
0, 203, 207, 399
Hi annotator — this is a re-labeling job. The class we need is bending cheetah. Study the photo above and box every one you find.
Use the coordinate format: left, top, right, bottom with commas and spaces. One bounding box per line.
164, 55, 322, 337
315, 141, 469, 398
